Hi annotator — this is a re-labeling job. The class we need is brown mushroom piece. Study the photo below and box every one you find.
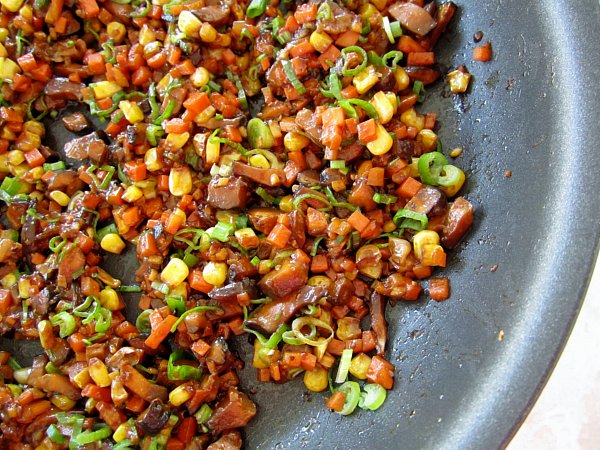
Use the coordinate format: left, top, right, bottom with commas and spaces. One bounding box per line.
207, 177, 251, 210
405, 185, 447, 217
441, 197, 474, 248
257, 250, 310, 300
206, 388, 257, 436
63, 132, 108, 164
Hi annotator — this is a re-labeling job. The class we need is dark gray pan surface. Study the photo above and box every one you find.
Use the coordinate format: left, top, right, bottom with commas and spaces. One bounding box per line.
2, 1, 600, 449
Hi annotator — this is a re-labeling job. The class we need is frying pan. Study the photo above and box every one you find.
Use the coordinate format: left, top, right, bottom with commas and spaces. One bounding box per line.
3, 0, 600, 448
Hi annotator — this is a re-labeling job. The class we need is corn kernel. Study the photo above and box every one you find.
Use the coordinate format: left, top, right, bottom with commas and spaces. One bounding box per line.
161, 257, 189, 287
138, 24, 156, 46
416, 129, 438, 152
92, 81, 122, 99
205, 136, 220, 164
400, 107, 425, 131
202, 262, 227, 286
20, 4, 32, 21
450, 147, 463, 158
122, 185, 143, 203
0, 126, 15, 141
27, 166, 44, 181
110, 377, 128, 404
107, 21, 127, 43
7, 150, 24, 166
279, 195, 294, 213
412, 230, 440, 260
303, 367, 328, 392
447, 69, 471, 94
50, 393, 77, 411
144, 148, 162, 172
370, 91, 394, 124
23, 120, 45, 137
11, 162, 29, 177
169, 165, 192, 196
0, 28, 8, 42
309, 31, 333, 53
191, 67, 210, 87
1, 272, 16, 288
113, 423, 130, 443
195, 105, 216, 124
370, 0, 387, 10
283, 132, 310, 152
166, 132, 189, 151
359, 3, 378, 19
249, 154, 270, 169
0, 43, 7, 58
169, 383, 192, 406
100, 287, 121, 311
421, 244, 446, 266
119, 100, 144, 124
85, 398, 97, 413
200, 23, 217, 43
101, 233, 126, 254
88, 358, 111, 387
37, 320, 52, 349
215, 33, 231, 47
0, 154, 9, 173
394, 67, 410, 91
366, 123, 393, 155
178, 10, 202, 37
170, 282, 188, 301
349, 353, 372, 379
49, 190, 70, 207
440, 167, 466, 197
0, 0, 24, 13
353, 65, 380, 94
382, 220, 397, 233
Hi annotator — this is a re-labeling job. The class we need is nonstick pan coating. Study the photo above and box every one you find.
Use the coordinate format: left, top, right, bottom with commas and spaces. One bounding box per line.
3, 0, 600, 449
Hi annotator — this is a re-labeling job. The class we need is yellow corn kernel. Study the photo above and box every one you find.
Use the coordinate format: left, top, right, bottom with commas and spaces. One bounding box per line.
18, 277, 31, 299
279, 195, 294, 213
113, 423, 131, 443
382, 220, 397, 233
107, 21, 127, 43
412, 230, 440, 260
122, 185, 143, 203
205, 136, 220, 164
170, 282, 188, 301
353, 65, 380, 94
308, 276, 333, 288
111, 376, 128, 405
119, 100, 144, 124
447, 69, 471, 94
169, 165, 193, 196
0, 0, 24, 13
85, 398, 97, 413
202, 262, 227, 286
283, 132, 310, 152
50, 394, 76, 411
359, 3, 378, 19
88, 358, 111, 387
7, 150, 24, 166
416, 129, 438, 152
394, 66, 410, 91
161, 257, 189, 287
309, 31, 333, 53
366, 123, 393, 155
92, 81, 122, 99
249, 154, 270, 169
11, 162, 29, 178
17, 131, 41, 152
450, 147, 463, 158
303, 367, 329, 392
23, 120, 45, 137
1, 272, 16, 288
191, 67, 210, 87
370, 0, 387, 10
0, 28, 8, 42
138, 24, 156, 46
349, 353, 372, 379
195, 105, 216, 124
101, 233, 126, 254
215, 210, 236, 225
166, 132, 190, 151
20, 4, 32, 21
178, 10, 202, 37
440, 167, 465, 197
49, 190, 70, 207
169, 383, 192, 406
27, 166, 44, 181
37, 320, 52, 349
370, 91, 395, 124
252, 340, 271, 369
268, 121, 282, 139
0, 57, 20, 80
100, 287, 121, 311
0, 126, 15, 141
400, 107, 425, 131
144, 148, 162, 172
200, 22, 217, 43
0, 43, 7, 58
421, 244, 446, 266
0, 155, 8, 173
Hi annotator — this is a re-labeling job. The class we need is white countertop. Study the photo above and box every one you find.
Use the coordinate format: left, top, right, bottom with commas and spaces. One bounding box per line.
508, 256, 600, 449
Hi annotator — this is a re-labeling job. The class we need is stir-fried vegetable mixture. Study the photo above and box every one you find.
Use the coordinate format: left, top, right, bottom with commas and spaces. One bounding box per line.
0, 0, 474, 447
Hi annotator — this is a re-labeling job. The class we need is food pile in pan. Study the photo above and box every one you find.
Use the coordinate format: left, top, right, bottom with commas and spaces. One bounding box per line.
0, 0, 473, 447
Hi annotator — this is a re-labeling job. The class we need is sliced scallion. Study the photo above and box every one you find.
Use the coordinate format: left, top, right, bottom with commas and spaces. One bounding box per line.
335, 348, 353, 383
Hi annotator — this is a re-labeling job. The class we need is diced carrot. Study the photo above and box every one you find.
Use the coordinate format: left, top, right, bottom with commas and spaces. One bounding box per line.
335, 30, 360, 48
20, 400, 52, 422
122, 160, 147, 182
345, 117, 358, 135
0, 289, 13, 314
269, 362, 281, 381
398, 177, 422, 198
260, 56, 270, 72
294, 3, 318, 23
406, 51, 435, 66
429, 277, 450, 301
311, 254, 328, 273
326, 338, 345, 356
82, 385, 111, 403
17, 53, 37, 72
132, 66, 151, 85
321, 125, 343, 152
357, 118, 378, 143
366, 167, 385, 187
147, 51, 167, 70
404, 280, 422, 300
164, 118, 190, 134
144, 315, 178, 350
222, 49, 236, 65
300, 352, 317, 371
318, 45, 341, 69
366, 355, 394, 389
282, 352, 303, 368
341, 84, 359, 99
266, 223, 292, 249
424, 112, 437, 130
397, 35, 426, 53
96, 401, 127, 430
289, 39, 314, 58
188, 268, 214, 294
77, 0, 100, 18
412, 263, 432, 279
228, 317, 245, 335
167, 45, 182, 66
68, 333, 86, 353
347, 210, 370, 233
257, 368, 270, 382
361, 331, 377, 352
191, 339, 211, 358
87, 52, 106, 75
322, 107, 345, 127
29, 63, 52, 82
167, 438, 185, 450
125, 395, 146, 413
325, 391, 346, 412
285, 15, 300, 34
45, 0, 64, 24
473, 41, 493, 62
157, 174, 169, 191
176, 417, 196, 445
164, 211, 185, 235
23, 149, 45, 168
